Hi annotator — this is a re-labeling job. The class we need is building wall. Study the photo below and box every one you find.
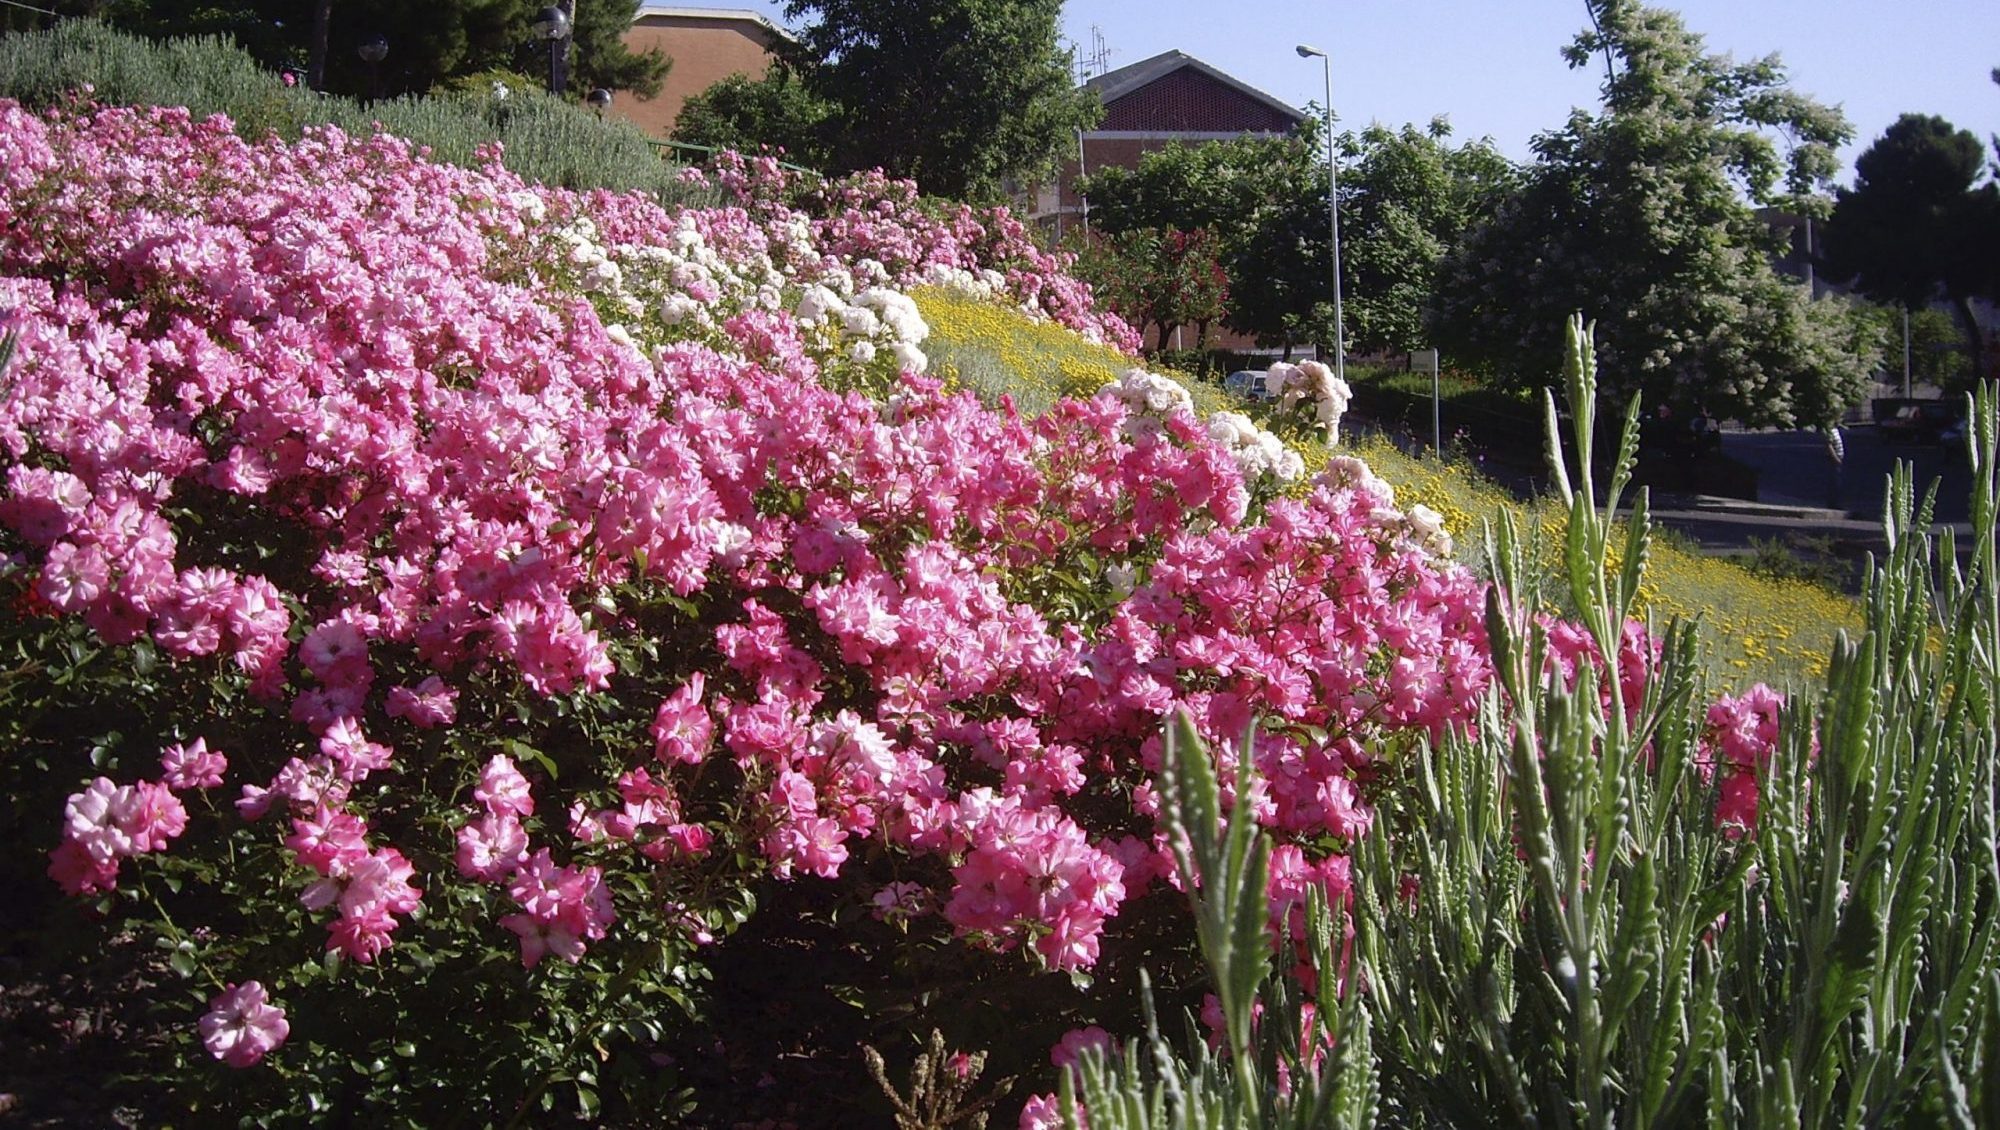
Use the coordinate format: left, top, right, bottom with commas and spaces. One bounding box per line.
613, 16, 780, 140
1099, 70, 1301, 133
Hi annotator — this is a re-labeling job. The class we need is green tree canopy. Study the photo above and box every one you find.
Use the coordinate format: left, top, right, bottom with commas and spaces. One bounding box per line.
1821, 113, 1999, 379
742, 0, 1098, 200
673, 70, 834, 168
1079, 125, 1334, 354
1080, 117, 1516, 357
1341, 119, 1517, 353
1064, 225, 1228, 352
1430, 0, 1872, 429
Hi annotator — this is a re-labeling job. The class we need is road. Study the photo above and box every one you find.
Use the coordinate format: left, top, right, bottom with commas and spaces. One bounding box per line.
1642, 426, 1977, 575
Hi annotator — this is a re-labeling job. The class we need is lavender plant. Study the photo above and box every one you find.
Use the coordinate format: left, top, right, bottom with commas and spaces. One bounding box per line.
1060, 320, 1998, 1129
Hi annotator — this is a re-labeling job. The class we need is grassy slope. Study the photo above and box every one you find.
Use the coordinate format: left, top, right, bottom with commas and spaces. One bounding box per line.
917, 290, 1858, 688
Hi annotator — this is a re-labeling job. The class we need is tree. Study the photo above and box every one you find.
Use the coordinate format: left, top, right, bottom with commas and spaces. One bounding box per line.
1340, 119, 1517, 352
673, 70, 834, 167
1430, 0, 1873, 429
566, 0, 668, 98
1079, 125, 1334, 355
1822, 114, 1999, 381
1081, 117, 1517, 358
93, 0, 665, 100
770, 0, 1100, 199
1065, 226, 1228, 352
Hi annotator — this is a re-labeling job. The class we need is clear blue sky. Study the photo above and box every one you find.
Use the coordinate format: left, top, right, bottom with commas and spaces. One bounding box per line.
726, 1, 1997, 185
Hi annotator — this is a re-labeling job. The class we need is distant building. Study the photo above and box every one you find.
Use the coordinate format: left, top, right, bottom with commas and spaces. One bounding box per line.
1024, 51, 1306, 353
1030, 50, 1307, 240
611, 4, 792, 141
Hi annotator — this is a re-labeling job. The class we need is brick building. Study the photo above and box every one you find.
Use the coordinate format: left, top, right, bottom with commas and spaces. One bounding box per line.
1030, 50, 1307, 241
610, 4, 791, 140
1025, 51, 1306, 353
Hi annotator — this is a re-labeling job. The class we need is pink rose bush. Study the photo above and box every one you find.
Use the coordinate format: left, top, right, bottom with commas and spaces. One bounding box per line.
0, 101, 1791, 1120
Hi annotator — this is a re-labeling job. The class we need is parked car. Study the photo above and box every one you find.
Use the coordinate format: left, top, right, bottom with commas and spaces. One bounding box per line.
1223, 370, 1272, 401
1876, 399, 1965, 446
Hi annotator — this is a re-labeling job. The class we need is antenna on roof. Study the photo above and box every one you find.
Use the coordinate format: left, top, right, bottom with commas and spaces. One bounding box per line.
1075, 25, 1111, 81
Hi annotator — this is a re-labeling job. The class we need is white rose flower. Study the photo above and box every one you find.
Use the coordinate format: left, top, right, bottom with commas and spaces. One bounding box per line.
841, 305, 882, 338
1405, 504, 1453, 558
580, 259, 621, 292
890, 341, 928, 374
848, 340, 878, 364
1207, 411, 1261, 447
507, 190, 545, 224
796, 284, 841, 325
659, 294, 701, 326
1104, 562, 1137, 597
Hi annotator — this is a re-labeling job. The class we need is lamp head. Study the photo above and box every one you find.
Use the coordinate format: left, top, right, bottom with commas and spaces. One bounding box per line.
358, 35, 388, 63
532, 6, 571, 40
1296, 44, 1325, 59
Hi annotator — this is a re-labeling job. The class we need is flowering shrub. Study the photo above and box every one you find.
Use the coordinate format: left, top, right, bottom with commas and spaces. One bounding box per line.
1038, 328, 2000, 1130
0, 101, 1494, 1121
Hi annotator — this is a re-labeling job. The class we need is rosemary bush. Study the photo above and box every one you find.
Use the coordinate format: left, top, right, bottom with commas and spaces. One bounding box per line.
1063, 320, 1999, 1128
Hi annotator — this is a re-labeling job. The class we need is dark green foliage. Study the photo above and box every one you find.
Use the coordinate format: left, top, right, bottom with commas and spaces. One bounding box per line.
1823, 114, 1989, 311
1080, 118, 1516, 357
673, 69, 835, 168
738, 0, 1098, 200
1430, 1, 1874, 429
67, 0, 666, 101
1079, 127, 1334, 354
1822, 114, 2000, 381
1742, 533, 1855, 593
0, 21, 709, 201
1339, 120, 1517, 353
566, 0, 668, 99
1062, 226, 1228, 353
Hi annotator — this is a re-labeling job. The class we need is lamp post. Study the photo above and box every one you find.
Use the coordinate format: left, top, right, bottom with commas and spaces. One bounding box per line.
587, 88, 613, 118
357, 34, 388, 102
531, 5, 572, 96
1296, 43, 1345, 383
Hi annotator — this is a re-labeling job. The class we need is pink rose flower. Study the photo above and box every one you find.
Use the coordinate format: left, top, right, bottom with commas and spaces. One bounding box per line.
199, 981, 289, 1067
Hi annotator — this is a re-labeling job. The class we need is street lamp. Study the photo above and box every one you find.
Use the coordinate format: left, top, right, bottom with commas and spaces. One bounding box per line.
587, 88, 613, 118
532, 6, 572, 96
357, 34, 388, 101
1296, 43, 1345, 383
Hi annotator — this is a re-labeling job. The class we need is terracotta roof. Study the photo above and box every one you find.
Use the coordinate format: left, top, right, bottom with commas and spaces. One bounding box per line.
1083, 50, 1305, 124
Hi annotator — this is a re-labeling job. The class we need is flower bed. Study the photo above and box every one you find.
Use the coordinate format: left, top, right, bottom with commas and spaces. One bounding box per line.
0, 102, 1506, 1122
0, 96, 1868, 1126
